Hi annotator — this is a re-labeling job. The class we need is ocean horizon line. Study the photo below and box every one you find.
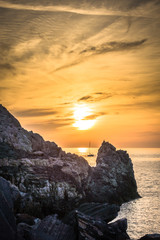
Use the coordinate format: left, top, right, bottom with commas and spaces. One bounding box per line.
63, 146, 160, 149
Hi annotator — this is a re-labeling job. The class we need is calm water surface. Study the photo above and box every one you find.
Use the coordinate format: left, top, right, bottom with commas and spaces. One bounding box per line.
64, 147, 160, 239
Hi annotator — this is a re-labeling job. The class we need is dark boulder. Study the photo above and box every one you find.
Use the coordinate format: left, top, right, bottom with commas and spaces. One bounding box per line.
138, 234, 160, 240
17, 223, 33, 240
63, 202, 120, 226
31, 215, 76, 240
0, 177, 17, 240
77, 202, 120, 222
16, 214, 35, 226
76, 211, 130, 240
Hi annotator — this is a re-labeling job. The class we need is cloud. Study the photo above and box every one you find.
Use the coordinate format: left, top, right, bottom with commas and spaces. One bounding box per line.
78, 92, 113, 102
0, 40, 40, 79
13, 108, 75, 129
54, 60, 82, 72
134, 100, 160, 109
83, 112, 107, 120
0, 87, 9, 90
80, 39, 147, 55
0, 63, 15, 70
78, 96, 93, 101
14, 108, 58, 117
27, 118, 74, 129
54, 39, 147, 72
0, 63, 16, 80
59, 102, 72, 106
122, 80, 160, 97
0, 0, 159, 18
138, 82, 160, 96
0, 1, 113, 15
139, 131, 160, 137
95, 92, 105, 95
0, 0, 153, 77
45, 118, 74, 128
113, 99, 160, 111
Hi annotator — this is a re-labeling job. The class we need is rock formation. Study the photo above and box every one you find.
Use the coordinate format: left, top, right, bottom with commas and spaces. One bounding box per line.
0, 104, 139, 217
87, 141, 139, 203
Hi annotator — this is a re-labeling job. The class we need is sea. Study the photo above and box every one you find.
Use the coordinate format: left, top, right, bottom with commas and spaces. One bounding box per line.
64, 147, 160, 240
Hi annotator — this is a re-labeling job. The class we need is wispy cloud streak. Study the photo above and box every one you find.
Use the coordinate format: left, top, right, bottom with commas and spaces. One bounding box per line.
14, 108, 58, 117
80, 39, 147, 55
0, 1, 157, 18
54, 39, 147, 72
78, 92, 113, 102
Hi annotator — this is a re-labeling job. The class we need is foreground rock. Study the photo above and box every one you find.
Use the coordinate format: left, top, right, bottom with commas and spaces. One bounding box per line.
0, 104, 139, 217
76, 212, 130, 240
63, 202, 120, 226
30, 212, 130, 240
31, 215, 76, 240
19, 204, 129, 240
0, 176, 159, 240
0, 178, 127, 240
0, 177, 17, 240
138, 234, 160, 240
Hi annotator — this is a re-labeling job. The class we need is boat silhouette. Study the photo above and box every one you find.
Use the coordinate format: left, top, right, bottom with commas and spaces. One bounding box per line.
87, 142, 95, 157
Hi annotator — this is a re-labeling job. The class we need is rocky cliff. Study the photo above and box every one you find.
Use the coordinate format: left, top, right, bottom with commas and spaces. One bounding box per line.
87, 141, 139, 203
0, 104, 139, 217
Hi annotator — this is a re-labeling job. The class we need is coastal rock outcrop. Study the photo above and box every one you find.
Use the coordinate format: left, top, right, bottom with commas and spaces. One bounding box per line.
87, 141, 139, 203
0, 104, 139, 217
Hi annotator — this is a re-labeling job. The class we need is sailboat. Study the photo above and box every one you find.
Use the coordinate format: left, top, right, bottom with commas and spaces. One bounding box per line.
87, 142, 95, 157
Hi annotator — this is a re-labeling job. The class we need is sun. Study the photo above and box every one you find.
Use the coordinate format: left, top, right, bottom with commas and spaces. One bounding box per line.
73, 119, 96, 130
73, 104, 96, 130
78, 148, 87, 153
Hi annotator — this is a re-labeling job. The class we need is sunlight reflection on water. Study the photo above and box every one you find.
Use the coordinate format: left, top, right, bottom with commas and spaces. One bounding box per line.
64, 148, 160, 239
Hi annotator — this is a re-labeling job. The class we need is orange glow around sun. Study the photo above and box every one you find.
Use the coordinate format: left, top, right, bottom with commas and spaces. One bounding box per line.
73, 104, 96, 130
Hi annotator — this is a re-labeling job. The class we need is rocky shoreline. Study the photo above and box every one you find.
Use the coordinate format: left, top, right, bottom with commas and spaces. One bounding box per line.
0, 104, 159, 240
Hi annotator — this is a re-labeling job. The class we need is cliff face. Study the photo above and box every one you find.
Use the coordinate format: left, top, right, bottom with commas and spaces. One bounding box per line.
0, 104, 139, 217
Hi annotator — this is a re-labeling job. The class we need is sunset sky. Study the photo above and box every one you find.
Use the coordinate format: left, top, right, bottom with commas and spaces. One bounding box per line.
0, 0, 160, 148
